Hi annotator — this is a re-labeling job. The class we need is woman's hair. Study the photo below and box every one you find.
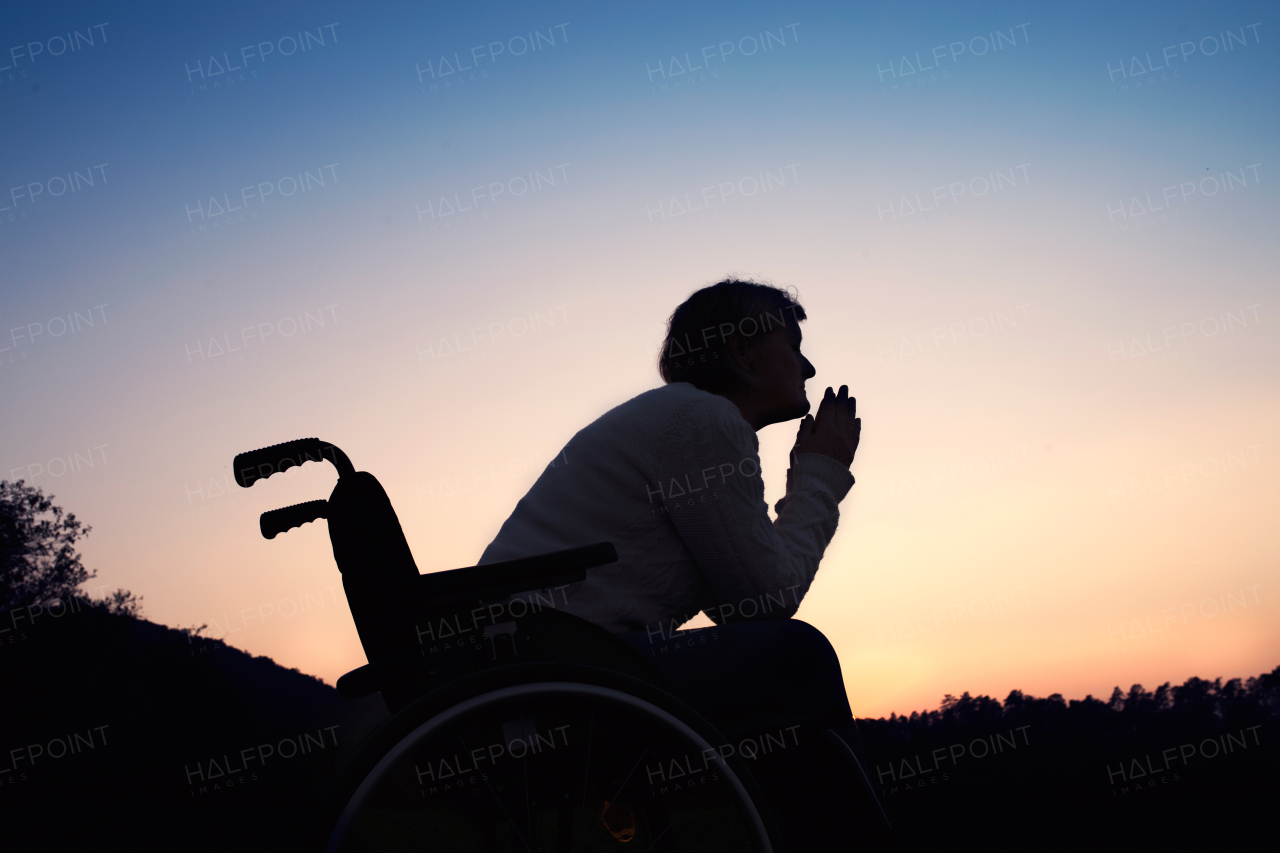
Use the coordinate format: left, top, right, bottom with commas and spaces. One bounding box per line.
658, 278, 806, 394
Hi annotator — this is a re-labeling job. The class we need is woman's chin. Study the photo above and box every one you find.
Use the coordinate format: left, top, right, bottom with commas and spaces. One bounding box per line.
787, 399, 811, 420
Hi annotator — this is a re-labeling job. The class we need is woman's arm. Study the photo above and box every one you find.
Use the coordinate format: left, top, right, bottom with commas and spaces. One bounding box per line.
656, 395, 855, 622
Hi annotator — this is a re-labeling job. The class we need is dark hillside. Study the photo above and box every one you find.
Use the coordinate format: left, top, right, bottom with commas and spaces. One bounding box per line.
0, 599, 388, 850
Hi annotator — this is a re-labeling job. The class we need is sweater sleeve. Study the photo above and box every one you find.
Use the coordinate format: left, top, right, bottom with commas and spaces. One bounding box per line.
655, 396, 854, 623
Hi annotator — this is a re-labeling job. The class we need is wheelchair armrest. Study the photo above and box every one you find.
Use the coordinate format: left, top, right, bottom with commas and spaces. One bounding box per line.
416, 542, 617, 604
338, 545, 619, 703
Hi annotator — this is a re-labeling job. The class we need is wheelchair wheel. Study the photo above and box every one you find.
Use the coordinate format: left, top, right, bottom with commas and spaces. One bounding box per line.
314, 664, 777, 852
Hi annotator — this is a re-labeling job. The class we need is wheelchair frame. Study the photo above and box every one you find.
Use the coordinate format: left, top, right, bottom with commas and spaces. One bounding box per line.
233, 438, 786, 852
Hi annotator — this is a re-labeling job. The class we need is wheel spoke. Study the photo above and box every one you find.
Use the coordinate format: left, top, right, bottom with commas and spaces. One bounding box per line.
575, 733, 657, 853
451, 729, 533, 852
364, 776, 469, 853
330, 682, 768, 853
577, 712, 594, 836
521, 704, 532, 852
640, 787, 707, 853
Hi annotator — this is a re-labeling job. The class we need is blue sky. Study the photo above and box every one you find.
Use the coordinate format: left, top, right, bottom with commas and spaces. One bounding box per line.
2, 0, 1277, 715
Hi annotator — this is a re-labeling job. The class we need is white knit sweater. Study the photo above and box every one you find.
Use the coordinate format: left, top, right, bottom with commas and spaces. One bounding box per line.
478, 382, 855, 634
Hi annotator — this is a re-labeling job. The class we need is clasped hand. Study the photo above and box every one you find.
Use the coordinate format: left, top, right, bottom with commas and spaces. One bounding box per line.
792, 385, 860, 468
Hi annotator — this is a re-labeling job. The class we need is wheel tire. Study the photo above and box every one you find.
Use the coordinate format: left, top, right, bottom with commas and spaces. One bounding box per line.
310, 663, 780, 852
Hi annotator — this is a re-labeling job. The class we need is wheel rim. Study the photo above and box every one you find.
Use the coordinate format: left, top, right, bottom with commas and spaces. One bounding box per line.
327, 681, 774, 852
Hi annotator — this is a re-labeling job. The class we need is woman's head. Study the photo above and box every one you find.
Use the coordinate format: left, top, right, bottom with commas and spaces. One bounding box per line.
659, 279, 815, 428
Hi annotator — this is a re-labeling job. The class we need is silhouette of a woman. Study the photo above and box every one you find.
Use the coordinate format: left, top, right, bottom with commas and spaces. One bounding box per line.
479, 279, 884, 841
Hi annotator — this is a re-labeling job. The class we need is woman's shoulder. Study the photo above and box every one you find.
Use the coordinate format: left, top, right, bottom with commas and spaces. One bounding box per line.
605, 382, 741, 425
586, 384, 751, 456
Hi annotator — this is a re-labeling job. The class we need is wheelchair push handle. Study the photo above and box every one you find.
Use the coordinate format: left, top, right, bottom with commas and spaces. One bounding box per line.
232, 438, 355, 487
260, 500, 329, 540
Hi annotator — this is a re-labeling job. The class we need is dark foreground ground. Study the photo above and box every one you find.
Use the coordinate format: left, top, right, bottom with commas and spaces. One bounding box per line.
859, 673, 1278, 850
2, 604, 1275, 850
0, 604, 389, 849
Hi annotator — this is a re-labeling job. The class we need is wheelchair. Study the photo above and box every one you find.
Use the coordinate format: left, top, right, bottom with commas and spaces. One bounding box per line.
233, 438, 888, 852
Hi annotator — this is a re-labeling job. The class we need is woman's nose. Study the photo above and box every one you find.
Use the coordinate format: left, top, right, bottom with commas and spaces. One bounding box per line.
801, 355, 816, 378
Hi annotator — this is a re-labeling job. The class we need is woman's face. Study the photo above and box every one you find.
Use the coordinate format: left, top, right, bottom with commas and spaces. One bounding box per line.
739, 323, 817, 428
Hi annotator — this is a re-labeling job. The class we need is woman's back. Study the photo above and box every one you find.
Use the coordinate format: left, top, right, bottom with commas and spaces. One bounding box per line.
479, 380, 853, 634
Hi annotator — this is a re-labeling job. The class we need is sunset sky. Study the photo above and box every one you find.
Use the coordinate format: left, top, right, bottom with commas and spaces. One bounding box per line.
3, 0, 1276, 718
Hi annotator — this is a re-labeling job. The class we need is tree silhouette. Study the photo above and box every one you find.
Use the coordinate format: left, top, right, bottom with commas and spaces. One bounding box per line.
861, 666, 1280, 790
0, 478, 140, 614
